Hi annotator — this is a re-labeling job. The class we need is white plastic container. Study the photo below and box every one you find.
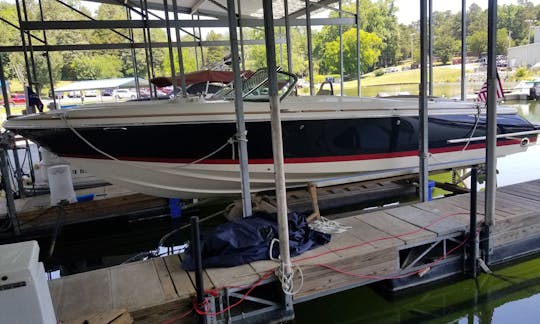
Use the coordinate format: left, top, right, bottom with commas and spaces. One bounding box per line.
47, 164, 77, 206
0, 241, 57, 324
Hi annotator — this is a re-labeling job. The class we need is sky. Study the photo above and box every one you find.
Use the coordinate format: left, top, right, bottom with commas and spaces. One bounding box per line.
394, 0, 540, 24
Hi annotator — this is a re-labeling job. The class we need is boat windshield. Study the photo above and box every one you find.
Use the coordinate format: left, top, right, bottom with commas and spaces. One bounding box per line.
210, 68, 298, 102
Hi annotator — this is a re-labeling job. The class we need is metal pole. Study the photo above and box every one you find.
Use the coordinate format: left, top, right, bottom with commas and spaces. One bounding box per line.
263, 0, 293, 281
428, 0, 433, 97
197, 14, 205, 68
21, 0, 38, 92
163, 0, 177, 98
0, 54, 11, 116
461, 0, 467, 101
192, 15, 199, 70
14, 0, 33, 114
469, 167, 478, 278
339, 0, 344, 96
284, 0, 293, 74
0, 148, 20, 235
484, 0, 497, 256
305, 0, 314, 96
38, 0, 57, 110
419, 0, 429, 202
143, 0, 156, 97
237, 0, 246, 71
356, 0, 361, 96
140, 0, 153, 98
227, 0, 252, 218
172, 0, 188, 96
190, 216, 205, 324
126, 8, 140, 98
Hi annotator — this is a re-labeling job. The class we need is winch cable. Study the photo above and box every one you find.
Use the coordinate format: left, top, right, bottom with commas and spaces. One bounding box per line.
61, 113, 240, 170
462, 104, 483, 151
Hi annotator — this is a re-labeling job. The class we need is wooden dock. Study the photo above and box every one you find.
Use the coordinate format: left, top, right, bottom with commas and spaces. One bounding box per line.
0, 185, 169, 237
46, 179, 540, 323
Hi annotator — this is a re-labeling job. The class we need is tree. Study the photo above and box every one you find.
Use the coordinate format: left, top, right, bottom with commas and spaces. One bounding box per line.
434, 35, 459, 65
322, 29, 382, 75
204, 31, 228, 67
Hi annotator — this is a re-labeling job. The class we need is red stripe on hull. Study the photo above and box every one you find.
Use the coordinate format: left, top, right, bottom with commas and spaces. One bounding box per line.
63, 138, 534, 164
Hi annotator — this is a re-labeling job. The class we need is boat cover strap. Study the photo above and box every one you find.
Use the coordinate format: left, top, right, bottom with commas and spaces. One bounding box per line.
181, 211, 331, 270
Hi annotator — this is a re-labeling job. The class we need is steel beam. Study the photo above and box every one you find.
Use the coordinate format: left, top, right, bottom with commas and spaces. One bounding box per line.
461, 0, 467, 101
419, 0, 429, 202
227, 0, 252, 218
20, 17, 355, 30
306, 0, 314, 96
485, 0, 498, 253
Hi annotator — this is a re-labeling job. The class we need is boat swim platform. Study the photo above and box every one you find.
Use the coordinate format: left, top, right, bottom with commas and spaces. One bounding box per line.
46, 178, 540, 323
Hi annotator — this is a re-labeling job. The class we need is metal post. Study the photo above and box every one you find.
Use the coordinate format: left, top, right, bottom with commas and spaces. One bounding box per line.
21, 0, 38, 93
237, 0, 246, 71
144, 0, 156, 98
227, 0, 252, 218
197, 14, 205, 68
469, 167, 478, 278
0, 54, 11, 116
190, 216, 205, 324
263, 0, 293, 294
0, 148, 20, 235
192, 15, 199, 70
163, 0, 177, 97
484, 0, 498, 257
356, 0, 361, 96
140, 0, 153, 98
126, 8, 140, 98
14, 0, 33, 114
461, 0, 467, 101
305, 0, 314, 96
284, 0, 293, 74
339, 0, 344, 96
172, 0, 188, 96
38, 0, 57, 110
428, 0, 433, 97
419, 0, 429, 202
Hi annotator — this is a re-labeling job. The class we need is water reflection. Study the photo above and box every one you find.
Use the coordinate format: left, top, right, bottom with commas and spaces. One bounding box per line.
294, 256, 540, 324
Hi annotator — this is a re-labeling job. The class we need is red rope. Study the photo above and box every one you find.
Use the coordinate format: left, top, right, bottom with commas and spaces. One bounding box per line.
161, 308, 193, 324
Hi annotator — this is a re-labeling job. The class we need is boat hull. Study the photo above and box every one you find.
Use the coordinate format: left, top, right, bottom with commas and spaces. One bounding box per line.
8, 112, 538, 198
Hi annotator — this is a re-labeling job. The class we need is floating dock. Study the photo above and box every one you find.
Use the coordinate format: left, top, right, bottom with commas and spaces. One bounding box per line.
45, 178, 540, 323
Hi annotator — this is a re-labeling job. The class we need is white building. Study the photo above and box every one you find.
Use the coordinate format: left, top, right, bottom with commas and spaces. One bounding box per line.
507, 26, 540, 68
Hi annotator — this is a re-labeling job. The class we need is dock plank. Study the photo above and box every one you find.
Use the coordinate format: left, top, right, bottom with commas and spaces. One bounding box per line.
152, 258, 177, 300
206, 264, 261, 288
163, 255, 196, 298
339, 217, 404, 249
354, 210, 437, 245
384, 206, 465, 237
110, 261, 168, 311
51, 268, 113, 322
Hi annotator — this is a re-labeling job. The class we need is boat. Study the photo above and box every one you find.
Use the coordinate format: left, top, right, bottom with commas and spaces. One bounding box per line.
504, 79, 540, 101
3, 69, 540, 199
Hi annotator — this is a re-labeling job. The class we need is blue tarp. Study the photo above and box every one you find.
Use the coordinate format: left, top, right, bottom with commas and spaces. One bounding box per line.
182, 211, 331, 270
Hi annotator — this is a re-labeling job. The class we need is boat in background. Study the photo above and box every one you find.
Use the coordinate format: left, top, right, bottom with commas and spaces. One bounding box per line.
504, 79, 540, 101
3, 69, 540, 199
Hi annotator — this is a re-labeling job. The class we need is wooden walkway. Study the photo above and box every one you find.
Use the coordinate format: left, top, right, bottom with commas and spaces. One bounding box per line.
0, 185, 169, 235
47, 179, 540, 323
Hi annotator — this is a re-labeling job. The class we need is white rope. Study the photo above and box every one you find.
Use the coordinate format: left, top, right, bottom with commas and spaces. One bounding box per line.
309, 216, 352, 234
61, 112, 237, 169
268, 238, 304, 295
274, 262, 304, 296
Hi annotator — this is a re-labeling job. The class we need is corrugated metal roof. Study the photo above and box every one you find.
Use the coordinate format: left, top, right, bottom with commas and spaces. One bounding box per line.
54, 77, 149, 92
